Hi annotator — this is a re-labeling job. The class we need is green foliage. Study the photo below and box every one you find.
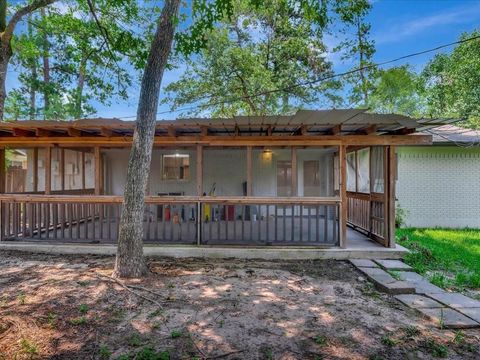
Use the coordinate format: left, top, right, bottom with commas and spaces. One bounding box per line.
422, 30, 480, 128
135, 346, 170, 360
19, 338, 38, 355
69, 316, 88, 325
99, 344, 112, 359
395, 202, 408, 228
368, 65, 425, 116
397, 228, 480, 290
425, 338, 448, 358
78, 304, 89, 314
164, 0, 354, 117
170, 329, 182, 339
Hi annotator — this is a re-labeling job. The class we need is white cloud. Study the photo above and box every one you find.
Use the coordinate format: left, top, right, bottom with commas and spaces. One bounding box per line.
374, 3, 480, 44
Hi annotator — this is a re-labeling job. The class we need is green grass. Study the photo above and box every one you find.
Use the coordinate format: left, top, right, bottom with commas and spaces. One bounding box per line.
396, 228, 480, 290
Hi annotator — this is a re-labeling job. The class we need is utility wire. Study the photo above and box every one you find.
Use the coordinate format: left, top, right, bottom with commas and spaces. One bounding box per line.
116, 34, 480, 120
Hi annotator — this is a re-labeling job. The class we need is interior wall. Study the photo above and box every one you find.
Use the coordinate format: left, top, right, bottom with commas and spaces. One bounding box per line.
104, 147, 336, 197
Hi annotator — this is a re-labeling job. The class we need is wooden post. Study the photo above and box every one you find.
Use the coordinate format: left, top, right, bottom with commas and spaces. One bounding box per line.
33, 148, 38, 192
196, 145, 203, 196
94, 146, 102, 195
0, 148, 5, 194
45, 146, 51, 195
339, 145, 347, 248
81, 151, 86, 190
246, 146, 252, 196
291, 147, 297, 196
387, 145, 396, 248
60, 148, 65, 191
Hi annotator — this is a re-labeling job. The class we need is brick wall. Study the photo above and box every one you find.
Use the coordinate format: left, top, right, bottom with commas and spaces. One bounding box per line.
397, 146, 480, 228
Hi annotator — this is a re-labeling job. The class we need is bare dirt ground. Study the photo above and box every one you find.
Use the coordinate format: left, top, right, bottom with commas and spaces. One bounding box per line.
0, 251, 479, 360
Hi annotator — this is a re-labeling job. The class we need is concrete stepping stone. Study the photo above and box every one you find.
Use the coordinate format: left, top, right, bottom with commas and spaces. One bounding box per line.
418, 307, 479, 329
374, 259, 412, 271
426, 292, 480, 309
356, 267, 415, 294
395, 294, 444, 309
350, 259, 378, 268
456, 308, 480, 323
396, 272, 445, 294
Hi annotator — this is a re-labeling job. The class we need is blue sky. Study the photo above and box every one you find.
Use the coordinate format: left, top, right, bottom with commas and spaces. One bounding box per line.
7, 0, 480, 120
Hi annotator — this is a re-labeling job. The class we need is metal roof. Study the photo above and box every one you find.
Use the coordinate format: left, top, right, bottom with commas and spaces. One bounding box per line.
0, 109, 457, 138
420, 125, 480, 145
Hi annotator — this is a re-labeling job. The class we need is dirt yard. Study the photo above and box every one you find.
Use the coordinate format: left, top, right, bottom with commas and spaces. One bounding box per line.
0, 251, 479, 360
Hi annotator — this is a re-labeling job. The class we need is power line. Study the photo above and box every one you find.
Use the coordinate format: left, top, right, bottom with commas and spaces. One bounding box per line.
116, 33, 480, 120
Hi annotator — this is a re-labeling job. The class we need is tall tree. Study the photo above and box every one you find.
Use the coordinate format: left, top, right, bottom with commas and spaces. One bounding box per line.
368, 65, 424, 116
422, 31, 480, 128
163, 0, 339, 117
0, 0, 57, 120
334, 0, 375, 107
113, 0, 331, 278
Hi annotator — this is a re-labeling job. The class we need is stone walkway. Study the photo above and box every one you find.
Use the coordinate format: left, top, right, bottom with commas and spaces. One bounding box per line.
350, 259, 480, 329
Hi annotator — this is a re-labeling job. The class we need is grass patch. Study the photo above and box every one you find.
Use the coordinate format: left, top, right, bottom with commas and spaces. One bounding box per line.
397, 228, 480, 290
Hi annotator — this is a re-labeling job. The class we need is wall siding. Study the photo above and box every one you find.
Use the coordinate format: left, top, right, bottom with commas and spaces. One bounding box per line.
397, 146, 480, 228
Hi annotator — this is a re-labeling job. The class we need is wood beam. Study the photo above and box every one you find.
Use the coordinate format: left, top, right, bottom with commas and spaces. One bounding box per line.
67, 128, 83, 137
291, 147, 297, 196
234, 125, 240, 136
360, 125, 377, 135
387, 145, 396, 248
12, 128, 35, 137
100, 127, 115, 137
60, 148, 65, 191
94, 146, 102, 195
339, 145, 347, 248
45, 146, 52, 195
0, 134, 433, 147
167, 126, 177, 137
33, 148, 38, 192
196, 145, 203, 196
81, 151, 86, 190
200, 126, 209, 136
246, 146, 252, 196
35, 128, 55, 137
266, 125, 272, 136
329, 125, 341, 135
0, 148, 5, 193
294, 125, 308, 135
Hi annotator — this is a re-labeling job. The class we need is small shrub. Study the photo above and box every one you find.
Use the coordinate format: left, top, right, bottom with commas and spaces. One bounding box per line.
381, 335, 396, 347
46, 312, 57, 328
99, 344, 112, 359
69, 316, 87, 326
452, 330, 465, 345
170, 330, 182, 339
135, 346, 170, 360
395, 203, 408, 228
128, 333, 143, 347
403, 325, 420, 338
19, 338, 38, 355
79, 304, 89, 314
314, 335, 328, 346
425, 339, 448, 358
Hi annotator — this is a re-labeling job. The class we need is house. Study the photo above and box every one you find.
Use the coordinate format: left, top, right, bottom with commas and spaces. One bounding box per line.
0, 109, 444, 258
397, 125, 480, 228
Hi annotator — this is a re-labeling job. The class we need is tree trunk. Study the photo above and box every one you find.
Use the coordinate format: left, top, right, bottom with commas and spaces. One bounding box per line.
0, 51, 10, 121
28, 15, 37, 120
41, 8, 50, 116
75, 55, 87, 118
113, 0, 180, 278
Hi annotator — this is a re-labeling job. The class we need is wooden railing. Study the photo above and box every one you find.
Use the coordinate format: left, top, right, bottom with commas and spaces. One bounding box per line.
347, 192, 386, 245
0, 195, 340, 246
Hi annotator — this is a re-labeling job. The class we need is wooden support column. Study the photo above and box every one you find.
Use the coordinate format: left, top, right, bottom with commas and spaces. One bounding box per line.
387, 145, 396, 248
45, 146, 51, 194
81, 151, 86, 190
291, 147, 297, 196
0, 148, 5, 194
33, 148, 38, 192
339, 145, 347, 248
94, 146, 102, 195
60, 148, 65, 191
246, 146, 252, 196
196, 145, 203, 196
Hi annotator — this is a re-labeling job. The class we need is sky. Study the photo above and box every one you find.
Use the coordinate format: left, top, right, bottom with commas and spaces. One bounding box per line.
6, 0, 480, 120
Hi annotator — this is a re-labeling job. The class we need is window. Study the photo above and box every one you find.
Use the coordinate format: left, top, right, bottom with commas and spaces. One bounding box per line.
162, 154, 190, 180
346, 148, 371, 194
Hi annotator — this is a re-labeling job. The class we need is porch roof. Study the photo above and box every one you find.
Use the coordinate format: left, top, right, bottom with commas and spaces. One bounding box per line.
0, 109, 461, 147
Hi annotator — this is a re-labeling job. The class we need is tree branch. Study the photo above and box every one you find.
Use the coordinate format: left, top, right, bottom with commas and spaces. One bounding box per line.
3, 0, 57, 42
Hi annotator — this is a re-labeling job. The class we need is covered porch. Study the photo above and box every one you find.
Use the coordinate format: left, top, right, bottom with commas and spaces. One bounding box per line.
0, 109, 438, 256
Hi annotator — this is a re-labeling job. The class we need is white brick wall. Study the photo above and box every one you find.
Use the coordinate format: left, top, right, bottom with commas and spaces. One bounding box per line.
397, 146, 480, 228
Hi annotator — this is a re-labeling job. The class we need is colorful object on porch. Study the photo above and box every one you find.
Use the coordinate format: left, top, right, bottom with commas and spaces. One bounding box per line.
0, 109, 458, 249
